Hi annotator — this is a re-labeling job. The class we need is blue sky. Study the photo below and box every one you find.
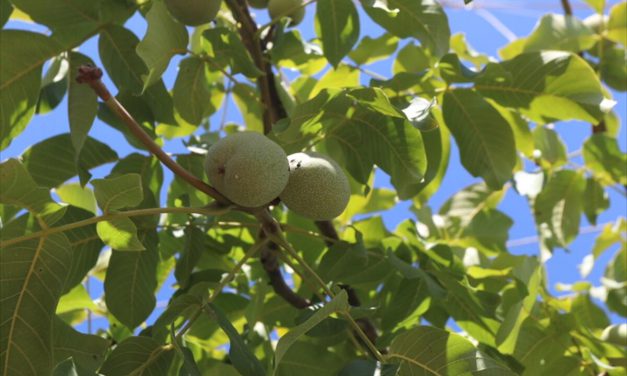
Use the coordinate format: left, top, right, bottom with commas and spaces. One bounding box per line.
3, 0, 625, 330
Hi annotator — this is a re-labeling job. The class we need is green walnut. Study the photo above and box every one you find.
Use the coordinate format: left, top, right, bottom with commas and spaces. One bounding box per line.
280, 152, 350, 220
268, 0, 305, 26
601, 324, 626, 346
165, 0, 222, 26
247, 0, 269, 8
205, 132, 289, 207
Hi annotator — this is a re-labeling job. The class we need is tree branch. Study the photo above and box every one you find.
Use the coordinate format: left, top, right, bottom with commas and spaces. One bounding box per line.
76, 65, 231, 205
224, 0, 285, 133
560, 0, 573, 15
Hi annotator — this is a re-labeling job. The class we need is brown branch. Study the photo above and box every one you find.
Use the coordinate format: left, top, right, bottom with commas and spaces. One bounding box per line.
260, 240, 311, 308
76, 65, 230, 206
560, 0, 573, 15
224, 0, 286, 133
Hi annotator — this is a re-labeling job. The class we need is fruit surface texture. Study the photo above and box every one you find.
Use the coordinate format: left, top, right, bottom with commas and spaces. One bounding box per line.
205, 132, 289, 207
280, 152, 350, 220
165, 0, 222, 26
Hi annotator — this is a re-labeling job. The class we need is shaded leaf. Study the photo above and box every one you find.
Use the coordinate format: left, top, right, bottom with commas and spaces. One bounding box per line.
583, 134, 627, 186
349, 33, 398, 65
67, 52, 98, 176
104, 231, 158, 328
0, 233, 72, 376
53, 317, 108, 373
22, 134, 118, 188
388, 326, 515, 375
362, 0, 450, 58
0, 31, 61, 150
476, 51, 612, 123
442, 89, 516, 189
202, 28, 262, 78
136, 0, 188, 90
315, 0, 360, 67
92, 174, 143, 212
99, 336, 174, 375
534, 170, 586, 248
274, 290, 349, 372
208, 304, 266, 376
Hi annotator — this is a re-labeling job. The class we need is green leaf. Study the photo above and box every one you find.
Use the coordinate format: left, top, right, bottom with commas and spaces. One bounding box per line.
583, 134, 627, 186
394, 43, 431, 74
52, 358, 79, 376
349, 33, 398, 65
37, 56, 69, 115
173, 57, 217, 125
495, 257, 542, 354
476, 51, 612, 123
362, 0, 450, 58
592, 219, 626, 259
511, 320, 573, 374
136, 0, 188, 90
104, 231, 158, 328
572, 293, 610, 331
534, 170, 586, 248
9, 0, 99, 32
174, 226, 205, 288
437, 272, 501, 346
92, 173, 143, 212
0, 0, 12, 27
274, 290, 349, 373
380, 277, 430, 331
599, 42, 627, 92
56, 183, 97, 215
0, 233, 72, 376
605, 247, 627, 316
442, 89, 517, 189
532, 126, 567, 168
309, 64, 360, 98
97, 217, 146, 251
387, 326, 516, 375
322, 90, 427, 199
315, 0, 360, 67
22, 134, 118, 188
232, 83, 264, 133
53, 317, 108, 373
208, 304, 266, 376
275, 341, 345, 376
202, 28, 262, 78
54, 206, 104, 292
607, 2, 627, 45
583, 177, 609, 225
0, 158, 65, 224
523, 14, 596, 53
0, 31, 61, 150
98, 25, 150, 95
99, 336, 174, 375
67, 52, 98, 171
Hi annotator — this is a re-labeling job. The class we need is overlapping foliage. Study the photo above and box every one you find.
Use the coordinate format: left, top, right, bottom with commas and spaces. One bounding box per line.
0, 0, 625, 375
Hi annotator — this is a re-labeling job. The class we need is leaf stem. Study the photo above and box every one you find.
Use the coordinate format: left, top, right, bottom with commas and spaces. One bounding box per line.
269, 233, 385, 363
174, 240, 268, 340
0, 206, 227, 248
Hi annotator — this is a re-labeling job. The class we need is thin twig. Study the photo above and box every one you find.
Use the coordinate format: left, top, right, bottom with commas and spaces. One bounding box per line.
174, 240, 268, 340
76, 65, 230, 205
0, 206, 228, 248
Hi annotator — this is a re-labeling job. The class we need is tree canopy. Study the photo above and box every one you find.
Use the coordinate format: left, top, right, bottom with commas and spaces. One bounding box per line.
0, 0, 626, 375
